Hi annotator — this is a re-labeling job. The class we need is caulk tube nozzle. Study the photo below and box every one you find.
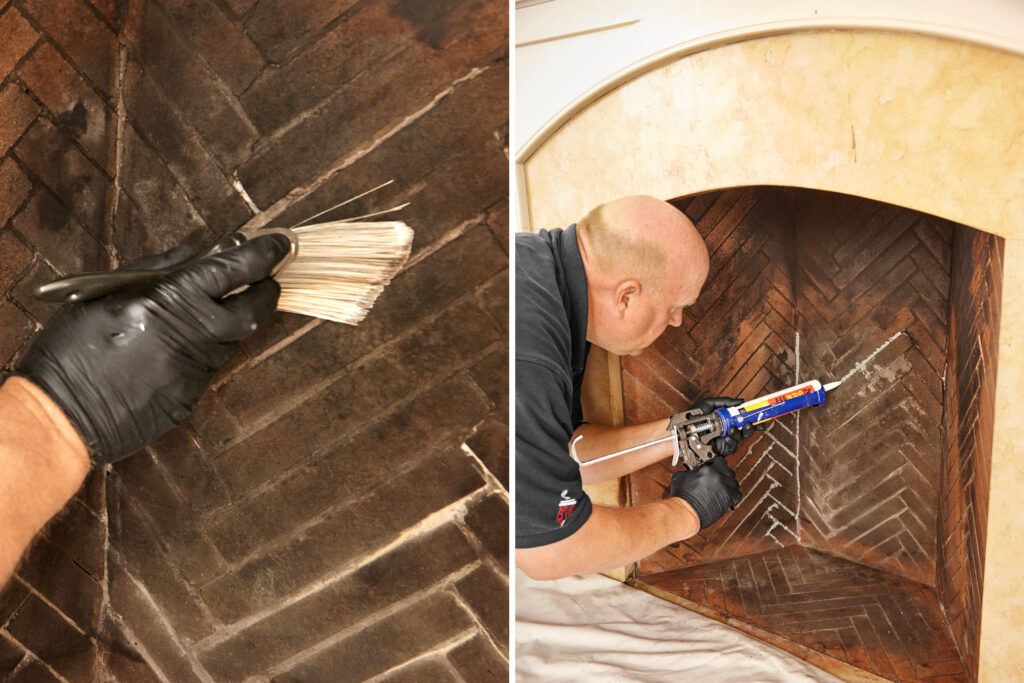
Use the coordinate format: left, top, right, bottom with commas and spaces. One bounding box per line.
823, 381, 841, 392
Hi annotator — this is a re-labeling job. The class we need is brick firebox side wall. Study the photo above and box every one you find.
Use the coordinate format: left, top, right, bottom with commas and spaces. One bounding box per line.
938, 228, 1002, 680
0, 0, 509, 681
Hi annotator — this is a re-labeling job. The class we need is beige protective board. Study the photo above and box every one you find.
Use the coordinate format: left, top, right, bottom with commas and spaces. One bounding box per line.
524, 30, 1024, 240
978, 237, 1024, 682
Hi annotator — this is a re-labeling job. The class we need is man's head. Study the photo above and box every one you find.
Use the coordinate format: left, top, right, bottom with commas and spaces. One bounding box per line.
577, 195, 709, 356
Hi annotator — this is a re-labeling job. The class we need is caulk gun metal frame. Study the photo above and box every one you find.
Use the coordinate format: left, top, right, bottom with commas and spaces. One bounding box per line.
570, 379, 841, 470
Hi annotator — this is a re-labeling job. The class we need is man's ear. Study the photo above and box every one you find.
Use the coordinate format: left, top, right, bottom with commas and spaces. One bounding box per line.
614, 279, 642, 318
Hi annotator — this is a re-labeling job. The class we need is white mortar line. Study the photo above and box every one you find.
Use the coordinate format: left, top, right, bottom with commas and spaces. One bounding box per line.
108, 555, 216, 683
363, 630, 479, 683
0, 630, 69, 683
231, 173, 260, 214
838, 330, 905, 384
10, 575, 86, 636
243, 65, 491, 232
258, 566, 481, 679
461, 442, 509, 498
196, 489, 490, 650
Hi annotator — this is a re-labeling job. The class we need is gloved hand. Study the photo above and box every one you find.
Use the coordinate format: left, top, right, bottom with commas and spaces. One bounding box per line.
690, 396, 761, 456
14, 234, 290, 465
669, 457, 742, 529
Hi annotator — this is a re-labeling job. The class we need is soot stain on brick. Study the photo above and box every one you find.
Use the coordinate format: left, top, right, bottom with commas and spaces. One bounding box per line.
38, 191, 72, 232
56, 102, 89, 138
388, 0, 481, 50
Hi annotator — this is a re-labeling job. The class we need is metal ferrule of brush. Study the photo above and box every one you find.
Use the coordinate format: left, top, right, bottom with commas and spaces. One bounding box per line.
667, 409, 725, 469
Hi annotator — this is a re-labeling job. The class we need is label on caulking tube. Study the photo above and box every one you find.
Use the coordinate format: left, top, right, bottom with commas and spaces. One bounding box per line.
718, 380, 832, 431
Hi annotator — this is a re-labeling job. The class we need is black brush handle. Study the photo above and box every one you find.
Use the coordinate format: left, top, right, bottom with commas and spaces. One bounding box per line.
34, 233, 247, 304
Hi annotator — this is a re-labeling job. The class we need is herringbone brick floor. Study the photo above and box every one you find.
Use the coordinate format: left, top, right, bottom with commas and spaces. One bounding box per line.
642, 546, 967, 681
0, 0, 508, 680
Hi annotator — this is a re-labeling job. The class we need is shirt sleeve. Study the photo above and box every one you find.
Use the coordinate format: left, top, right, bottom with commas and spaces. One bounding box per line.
515, 357, 592, 548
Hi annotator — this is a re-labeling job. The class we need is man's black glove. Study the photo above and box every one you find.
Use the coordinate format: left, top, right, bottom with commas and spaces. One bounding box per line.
15, 234, 290, 465
690, 396, 761, 457
669, 457, 742, 529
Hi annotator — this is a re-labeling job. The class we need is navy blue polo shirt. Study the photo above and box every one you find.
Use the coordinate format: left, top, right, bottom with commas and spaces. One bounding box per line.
515, 225, 592, 548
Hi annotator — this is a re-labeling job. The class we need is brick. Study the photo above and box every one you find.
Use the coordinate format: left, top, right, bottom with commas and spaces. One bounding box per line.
212, 225, 506, 432
273, 592, 473, 683
21, 0, 116, 95
213, 298, 499, 496
148, 426, 230, 515
159, 0, 263, 95
205, 374, 491, 563
465, 417, 507, 489
477, 270, 509, 335
7, 656, 60, 682
222, 0, 257, 15
0, 158, 32, 226
122, 60, 252, 234
203, 447, 485, 620
12, 187, 106, 274
0, 8, 38, 76
5, 593, 95, 680
17, 534, 102, 633
379, 657, 459, 683
105, 559, 207, 683
240, 0, 416, 134
84, 0, 119, 28
109, 497, 216, 643
17, 42, 113, 171
15, 118, 108, 239
446, 635, 506, 682
127, 0, 257, 170
9, 257, 60, 323
115, 453, 226, 585
0, 579, 29, 626
0, 82, 39, 156
198, 523, 477, 679
0, 303, 35, 367
237, 0, 506, 206
0, 230, 33, 295
464, 493, 508, 568
454, 566, 507, 648
487, 197, 509, 253
243, 0, 359, 64
113, 190, 210, 263
74, 467, 105, 516
0, 637, 24, 672
470, 347, 507, 411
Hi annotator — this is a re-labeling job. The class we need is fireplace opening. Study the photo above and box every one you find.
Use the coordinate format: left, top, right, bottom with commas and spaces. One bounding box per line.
621, 187, 1001, 681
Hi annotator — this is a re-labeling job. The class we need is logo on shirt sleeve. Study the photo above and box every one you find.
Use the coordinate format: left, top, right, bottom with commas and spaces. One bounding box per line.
556, 489, 577, 527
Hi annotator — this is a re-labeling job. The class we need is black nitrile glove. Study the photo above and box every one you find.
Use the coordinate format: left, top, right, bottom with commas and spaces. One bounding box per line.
690, 396, 762, 457
15, 234, 290, 465
669, 457, 742, 529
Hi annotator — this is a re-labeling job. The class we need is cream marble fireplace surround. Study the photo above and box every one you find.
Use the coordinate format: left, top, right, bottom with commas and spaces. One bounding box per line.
517, 27, 1023, 683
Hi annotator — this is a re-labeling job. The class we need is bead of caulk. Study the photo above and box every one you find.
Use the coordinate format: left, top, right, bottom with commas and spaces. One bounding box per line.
249, 322, 257, 331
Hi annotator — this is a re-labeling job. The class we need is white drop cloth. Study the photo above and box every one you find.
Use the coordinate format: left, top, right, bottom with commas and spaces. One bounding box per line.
516, 570, 841, 682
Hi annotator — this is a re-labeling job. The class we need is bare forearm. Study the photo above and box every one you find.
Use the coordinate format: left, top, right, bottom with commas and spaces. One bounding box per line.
516, 499, 699, 579
575, 419, 673, 485
0, 377, 89, 583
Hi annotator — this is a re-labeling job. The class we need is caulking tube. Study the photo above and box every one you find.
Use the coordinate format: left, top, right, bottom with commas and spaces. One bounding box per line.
715, 379, 841, 432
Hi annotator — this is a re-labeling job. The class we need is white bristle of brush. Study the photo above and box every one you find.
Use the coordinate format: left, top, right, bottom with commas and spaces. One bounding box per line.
252, 220, 413, 325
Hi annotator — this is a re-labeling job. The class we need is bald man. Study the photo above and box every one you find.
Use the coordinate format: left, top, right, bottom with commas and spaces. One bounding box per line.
515, 196, 755, 579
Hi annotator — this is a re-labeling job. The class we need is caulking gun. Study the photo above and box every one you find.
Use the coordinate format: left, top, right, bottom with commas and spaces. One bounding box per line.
569, 379, 841, 470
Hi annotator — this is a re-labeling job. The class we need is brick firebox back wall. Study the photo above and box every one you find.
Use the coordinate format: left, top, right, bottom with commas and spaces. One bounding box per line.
0, 1, 508, 680
626, 187, 999, 677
